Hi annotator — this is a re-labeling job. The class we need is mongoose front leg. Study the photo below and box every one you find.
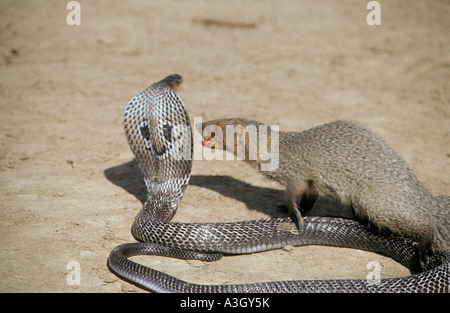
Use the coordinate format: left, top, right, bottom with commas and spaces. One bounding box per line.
277, 192, 317, 216
285, 182, 309, 230
299, 191, 317, 216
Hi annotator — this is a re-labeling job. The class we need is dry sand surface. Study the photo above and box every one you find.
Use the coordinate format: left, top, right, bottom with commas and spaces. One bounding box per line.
0, 0, 449, 293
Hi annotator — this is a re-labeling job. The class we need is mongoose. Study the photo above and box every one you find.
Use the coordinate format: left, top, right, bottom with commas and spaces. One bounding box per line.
199, 119, 450, 256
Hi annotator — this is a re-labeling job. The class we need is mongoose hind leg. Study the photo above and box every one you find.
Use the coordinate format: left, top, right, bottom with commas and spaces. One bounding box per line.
364, 205, 435, 270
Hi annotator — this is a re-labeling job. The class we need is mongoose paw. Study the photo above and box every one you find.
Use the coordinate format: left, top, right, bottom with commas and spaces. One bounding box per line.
290, 210, 304, 230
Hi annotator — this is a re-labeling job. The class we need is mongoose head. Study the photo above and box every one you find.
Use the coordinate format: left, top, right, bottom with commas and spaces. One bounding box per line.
198, 118, 266, 156
198, 119, 227, 150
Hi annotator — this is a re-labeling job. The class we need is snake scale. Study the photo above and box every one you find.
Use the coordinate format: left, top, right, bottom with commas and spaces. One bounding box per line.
107, 74, 450, 293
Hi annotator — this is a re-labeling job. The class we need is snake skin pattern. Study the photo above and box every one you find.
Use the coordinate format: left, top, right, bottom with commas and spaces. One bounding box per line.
107, 74, 450, 293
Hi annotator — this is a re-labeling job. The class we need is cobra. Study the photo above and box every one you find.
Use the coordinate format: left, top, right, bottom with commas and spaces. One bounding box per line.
107, 74, 449, 293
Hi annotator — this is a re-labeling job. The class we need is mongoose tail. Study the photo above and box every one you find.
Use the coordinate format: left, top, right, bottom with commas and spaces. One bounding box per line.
199, 119, 447, 261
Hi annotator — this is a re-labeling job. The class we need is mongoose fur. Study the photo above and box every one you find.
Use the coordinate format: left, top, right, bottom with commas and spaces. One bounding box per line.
199, 119, 449, 256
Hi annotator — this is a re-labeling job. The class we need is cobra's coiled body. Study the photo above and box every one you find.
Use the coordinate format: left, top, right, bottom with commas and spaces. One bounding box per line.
107, 75, 450, 293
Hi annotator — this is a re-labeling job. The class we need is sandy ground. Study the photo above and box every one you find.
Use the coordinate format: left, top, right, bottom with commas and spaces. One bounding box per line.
0, 0, 449, 293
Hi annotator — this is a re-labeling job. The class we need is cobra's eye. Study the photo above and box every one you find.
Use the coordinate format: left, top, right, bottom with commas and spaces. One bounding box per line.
163, 123, 172, 142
